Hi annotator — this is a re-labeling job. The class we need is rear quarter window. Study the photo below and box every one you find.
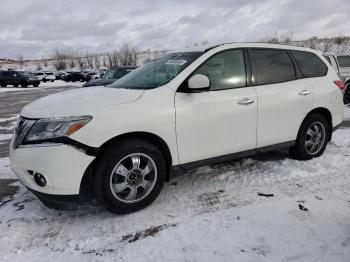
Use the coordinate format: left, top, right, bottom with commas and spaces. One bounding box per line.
337, 55, 350, 67
291, 50, 328, 78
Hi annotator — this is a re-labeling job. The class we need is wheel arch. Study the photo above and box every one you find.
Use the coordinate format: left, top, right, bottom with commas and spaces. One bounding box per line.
79, 131, 173, 197
301, 107, 333, 141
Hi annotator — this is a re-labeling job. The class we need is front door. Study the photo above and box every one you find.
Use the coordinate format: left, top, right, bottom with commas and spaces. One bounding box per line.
175, 49, 258, 164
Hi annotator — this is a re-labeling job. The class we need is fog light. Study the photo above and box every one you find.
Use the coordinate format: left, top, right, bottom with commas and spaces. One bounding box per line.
34, 173, 46, 187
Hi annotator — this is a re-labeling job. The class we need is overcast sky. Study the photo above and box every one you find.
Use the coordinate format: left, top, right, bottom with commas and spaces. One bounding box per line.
0, 0, 349, 59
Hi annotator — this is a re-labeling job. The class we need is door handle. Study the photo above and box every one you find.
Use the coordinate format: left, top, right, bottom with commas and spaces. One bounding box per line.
298, 90, 311, 96
237, 98, 254, 105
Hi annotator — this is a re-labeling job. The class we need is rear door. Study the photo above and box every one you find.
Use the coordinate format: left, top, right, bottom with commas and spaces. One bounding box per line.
249, 48, 313, 148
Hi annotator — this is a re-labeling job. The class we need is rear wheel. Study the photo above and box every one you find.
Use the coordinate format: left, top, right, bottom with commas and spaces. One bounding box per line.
21, 82, 28, 88
0, 82, 6, 87
290, 113, 330, 160
43, 78, 47, 82
94, 139, 166, 214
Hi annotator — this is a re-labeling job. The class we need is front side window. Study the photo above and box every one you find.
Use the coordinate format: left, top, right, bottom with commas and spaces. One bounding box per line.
291, 50, 328, 77
194, 49, 246, 90
110, 52, 203, 89
250, 49, 296, 85
337, 55, 350, 67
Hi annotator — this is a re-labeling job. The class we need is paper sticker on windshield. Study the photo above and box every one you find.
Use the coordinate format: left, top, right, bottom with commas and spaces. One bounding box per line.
165, 59, 187, 65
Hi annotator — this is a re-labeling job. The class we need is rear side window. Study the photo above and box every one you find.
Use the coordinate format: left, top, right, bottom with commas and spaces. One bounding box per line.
337, 55, 350, 67
291, 51, 328, 77
249, 49, 296, 85
195, 49, 246, 90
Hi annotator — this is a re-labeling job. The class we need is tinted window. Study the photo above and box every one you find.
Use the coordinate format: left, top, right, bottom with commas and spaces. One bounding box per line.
195, 49, 246, 90
250, 49, 295, 85
291, 50, 327, 77
337, 55, 350, 67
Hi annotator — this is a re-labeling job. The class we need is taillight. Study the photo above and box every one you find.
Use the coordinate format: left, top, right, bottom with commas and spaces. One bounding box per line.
334, 80, 345, 90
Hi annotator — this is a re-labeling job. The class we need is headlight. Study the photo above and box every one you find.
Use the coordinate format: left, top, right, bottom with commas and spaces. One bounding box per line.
23, 116, 92, 142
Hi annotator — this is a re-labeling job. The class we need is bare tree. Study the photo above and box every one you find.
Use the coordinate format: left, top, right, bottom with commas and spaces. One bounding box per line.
102, 55, 108, 68
107, 50, 119, 68
334, 36, 348, 53
94, 55, 100, 69
51, 50, 67, 70
119, 44, 138, 66
17, 54, 24, 68
320, 38, 334, 53
76, 56, 86, 70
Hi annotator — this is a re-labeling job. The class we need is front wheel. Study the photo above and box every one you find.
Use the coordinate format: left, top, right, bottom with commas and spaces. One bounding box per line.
290, 113, 330, 160
94, 139, 166, 214
42, 78, 47, 82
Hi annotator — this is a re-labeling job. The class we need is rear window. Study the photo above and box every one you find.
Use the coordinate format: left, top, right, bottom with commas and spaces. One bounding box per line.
291, 51, 328, 77
337, 55, 350, 67
250, 49, 296, 85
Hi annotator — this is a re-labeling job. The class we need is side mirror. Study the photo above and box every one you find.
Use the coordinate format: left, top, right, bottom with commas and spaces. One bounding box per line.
188, 74, 210, 90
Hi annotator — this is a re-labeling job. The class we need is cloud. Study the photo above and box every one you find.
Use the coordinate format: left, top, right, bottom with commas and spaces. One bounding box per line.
0, 0, 349, 59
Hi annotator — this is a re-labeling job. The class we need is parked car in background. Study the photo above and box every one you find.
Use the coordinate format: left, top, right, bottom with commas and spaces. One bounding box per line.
0, 70, 40, 87
83, 66, 136, 87
83, 72, 100, 82
324, 53, 350, 104
44, 72, 55, 82
55, 71, 67, 80
10, 43, 344, 214
33, 72, 55, 82
62, 72, 85, 82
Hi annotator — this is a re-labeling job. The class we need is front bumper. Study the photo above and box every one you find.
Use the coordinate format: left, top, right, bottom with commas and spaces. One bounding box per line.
10, 144, 95, 195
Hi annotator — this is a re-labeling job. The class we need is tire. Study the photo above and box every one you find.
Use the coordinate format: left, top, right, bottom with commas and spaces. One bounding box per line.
0, 83, 6, 87
344, 83, 350, 105
94, 138, 166, 214
51, 80, 54, 82
43, 78, 47, 82
13, 84, 18, 87
33, 83, 39, 87
21, 82, 28, 88
290, 113, 330, 160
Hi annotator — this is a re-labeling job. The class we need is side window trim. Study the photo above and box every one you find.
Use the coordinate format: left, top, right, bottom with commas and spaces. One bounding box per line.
177, 48, 248, 93
247, 48, 297, 86
286, 50, 303, 79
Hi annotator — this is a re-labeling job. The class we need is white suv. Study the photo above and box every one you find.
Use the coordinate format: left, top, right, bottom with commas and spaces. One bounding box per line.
33, 72, 55, 82
10, 43, 344, 213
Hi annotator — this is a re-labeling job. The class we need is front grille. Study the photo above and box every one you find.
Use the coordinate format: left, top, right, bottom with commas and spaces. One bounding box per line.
12, 117, 36, 148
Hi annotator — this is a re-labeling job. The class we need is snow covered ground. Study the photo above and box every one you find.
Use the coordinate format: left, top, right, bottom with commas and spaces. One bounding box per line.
0, 80, 83, 93
0, 107, 349, 261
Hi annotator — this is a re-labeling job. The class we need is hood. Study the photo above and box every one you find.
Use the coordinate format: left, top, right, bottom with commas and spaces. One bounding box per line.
83, 78, 116, 87
21, 86, 144, 118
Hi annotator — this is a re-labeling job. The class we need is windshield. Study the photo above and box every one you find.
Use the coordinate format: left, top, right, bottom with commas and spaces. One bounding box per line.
109, 52, 203, 89
337, 56, 350, 67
